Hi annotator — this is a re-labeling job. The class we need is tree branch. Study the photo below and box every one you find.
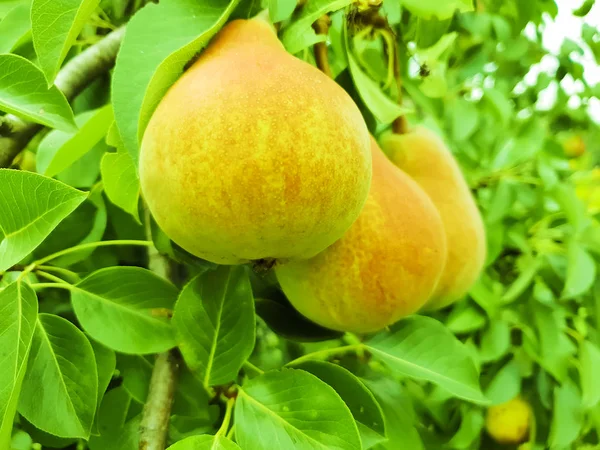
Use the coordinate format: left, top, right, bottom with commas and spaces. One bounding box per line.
0, 26, 126, 168
312, 15, 332, 78
139, 352, 180, 450
139, 206, 181, 450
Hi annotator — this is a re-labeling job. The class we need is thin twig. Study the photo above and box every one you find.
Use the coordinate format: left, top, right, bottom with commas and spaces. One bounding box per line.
312, 15, 332, 78
0, 26, 126, 168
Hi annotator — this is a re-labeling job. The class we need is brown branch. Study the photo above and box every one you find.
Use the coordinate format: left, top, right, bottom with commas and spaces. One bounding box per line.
0, 26, 126, 168
312, 15, 332, 78
139, 205, 180, 450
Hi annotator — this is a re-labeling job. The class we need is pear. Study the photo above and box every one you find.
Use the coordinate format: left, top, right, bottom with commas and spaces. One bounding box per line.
140, 19, 371, 265
379, 126, 486, 310
275, 138, 447, 333
485, 396, 531, 445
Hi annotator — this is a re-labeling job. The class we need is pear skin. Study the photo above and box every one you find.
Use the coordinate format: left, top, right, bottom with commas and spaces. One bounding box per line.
379, 126, 486, 310
140, 19, 371, 265
275, 138, 447, 333
485, 396, 531, 445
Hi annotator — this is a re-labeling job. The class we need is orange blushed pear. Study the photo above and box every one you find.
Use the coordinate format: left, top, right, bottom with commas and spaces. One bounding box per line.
140, 19, 372, 265
275, 137, 447, 333
380, 126, 486, 310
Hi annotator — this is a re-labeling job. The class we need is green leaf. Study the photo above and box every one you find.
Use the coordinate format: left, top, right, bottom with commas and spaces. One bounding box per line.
580, 340, 600, 409
0, 3, 31, 53
167, 435, 241, 450
0, 282, 38, 450
532, 303, 576, 382
346, 49, 410, 124
173, 266, 255, 386
483, 87, 512, 127
416, 17, 452, 49
281, 0, 352, 54
236, 368, 361, 450
479, 320, 511, 363
37, 104, 114, 177
491, 119, 546, 170
364, 377, 424, 450
0, 170, 87, 272
446, 407, 484, 449
58, 140, 107, 188
45, 188, 107, 266
0, 1, 25, 18
31, 0, 100, 84
172, 368, 213, 418
71, 266, 179, 354
0, 54, 76, 130
398, 0, 472, 19
117, 354, 152, 403
20, 416, 77, 448
269, 0, 296, 23
552, 184, 588, 233
365, 316, 487, 404
563, 240, 596, 299
100, 147, 141, 222
18, 313, 98, 439
502, 257, 540, 303
33, 188, 106, 266
549, 378, 583, 449
255, 297, 343, 342
88, 386, 135, 450
451, 97, 479, 141
90, 339, 116, 428
112, 0, 240, 162
574, 0, 594, 16
446, 304, 487, 334
295, 361, 386, 448
484, 358, 521, 405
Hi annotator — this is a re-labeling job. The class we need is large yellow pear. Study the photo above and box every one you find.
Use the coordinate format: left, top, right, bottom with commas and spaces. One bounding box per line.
139, 19, 371, 265
379, 126, 486, 310
275, 138, 447, 333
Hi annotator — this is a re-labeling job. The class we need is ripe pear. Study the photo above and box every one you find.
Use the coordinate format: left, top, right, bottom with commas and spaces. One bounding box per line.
139, 19, 371, 265
485, 396, 531, 445
379, 126, 486, 310
275, 138, 447, 333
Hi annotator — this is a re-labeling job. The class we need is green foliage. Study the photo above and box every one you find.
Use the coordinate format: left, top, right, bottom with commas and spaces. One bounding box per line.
173, 266, 256, 386
0, 3, 30, 53
19, 314, 98, 438
235, 369, 361, 449
37, 105, 114, 177
31, 0, 101, 84
1, 0, 600, 449
71, 266, 179, 353
0, 55, 76, 130
112, 0, 241, 162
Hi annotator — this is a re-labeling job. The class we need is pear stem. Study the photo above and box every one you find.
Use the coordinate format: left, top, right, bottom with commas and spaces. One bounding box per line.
312, 15, 333, 78
391, 30, 408, 135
